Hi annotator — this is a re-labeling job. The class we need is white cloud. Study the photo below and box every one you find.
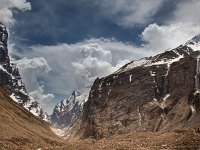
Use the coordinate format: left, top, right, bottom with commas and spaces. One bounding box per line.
15, 57, 51, 92
13, 40, 141, 96
170, 0, 200, 25
14, 57, 55, 110
0, 0, 31, 25
0, 8, 14, 25
93, 0, 165, 27
84, 38, 148, 64
71, 43, 116, 87
29, 86, 54, 106
14, 24, 200, 97
16, 57, 51, 71
141, 23, 200, 51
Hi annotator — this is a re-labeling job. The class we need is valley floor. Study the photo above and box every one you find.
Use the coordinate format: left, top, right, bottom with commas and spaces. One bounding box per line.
60, 130, 200, 150
1, 130, 200, 149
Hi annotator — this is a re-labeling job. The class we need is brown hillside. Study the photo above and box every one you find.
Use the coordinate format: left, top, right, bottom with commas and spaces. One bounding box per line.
0, 86, 64, 150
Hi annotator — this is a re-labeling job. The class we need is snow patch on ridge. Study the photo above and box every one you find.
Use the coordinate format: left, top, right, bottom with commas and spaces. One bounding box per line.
10, 94, 18, 103
116, 53, 184, 74
187, 42, 200, 51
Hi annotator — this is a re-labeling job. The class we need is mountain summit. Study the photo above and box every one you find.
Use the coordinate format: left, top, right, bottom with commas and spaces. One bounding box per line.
51, 88, 89, 126
185, 34, 200, 51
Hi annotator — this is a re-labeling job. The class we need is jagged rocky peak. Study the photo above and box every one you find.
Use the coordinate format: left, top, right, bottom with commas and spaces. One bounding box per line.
51, 88, 90, 127
0, 24, 48, 121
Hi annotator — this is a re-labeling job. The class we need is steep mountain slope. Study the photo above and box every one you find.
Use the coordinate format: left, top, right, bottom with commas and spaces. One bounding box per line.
71, 36, 200, 139
0, 24, 47, 120
0, 85, 64, 149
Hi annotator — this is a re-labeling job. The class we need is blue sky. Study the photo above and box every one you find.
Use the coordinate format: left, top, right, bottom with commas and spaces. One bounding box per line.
12, 0, 146, 45
1, 0, 200, 113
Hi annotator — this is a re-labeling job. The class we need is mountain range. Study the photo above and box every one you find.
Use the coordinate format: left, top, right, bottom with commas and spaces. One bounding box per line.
1, 23, 200, 149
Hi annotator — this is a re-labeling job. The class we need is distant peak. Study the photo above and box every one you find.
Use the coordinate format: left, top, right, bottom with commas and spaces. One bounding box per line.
185, 34, 200, 44
190, 34, 200, 43
185, 34, 200, 51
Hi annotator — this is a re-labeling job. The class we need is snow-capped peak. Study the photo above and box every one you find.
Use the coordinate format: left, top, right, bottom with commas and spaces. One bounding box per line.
190, 34, 200, 43
51, 87, 90, 126
55, 88, 89, 114
185, 34, 200, 51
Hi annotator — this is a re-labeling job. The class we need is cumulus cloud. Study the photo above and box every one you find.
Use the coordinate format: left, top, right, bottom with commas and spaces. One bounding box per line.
14, 57, 54, 107
84, 38, 149, 64
141, 23, 200, 51
0, 8, 14, 25
71, 43, 116, 87
170, 0, 200, 25
29, 86, 54, 106
0, 0, 31, 25
92, 0, 165, 27
140, 0, 200, 52
16, 57, 51, 72
14, 23, 200, 97
13, 40, 141, 96
15, 57, 51, 92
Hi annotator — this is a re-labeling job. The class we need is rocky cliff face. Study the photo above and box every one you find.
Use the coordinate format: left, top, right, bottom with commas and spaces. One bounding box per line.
77, 37, 200, 139
0, 23, 48, 121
